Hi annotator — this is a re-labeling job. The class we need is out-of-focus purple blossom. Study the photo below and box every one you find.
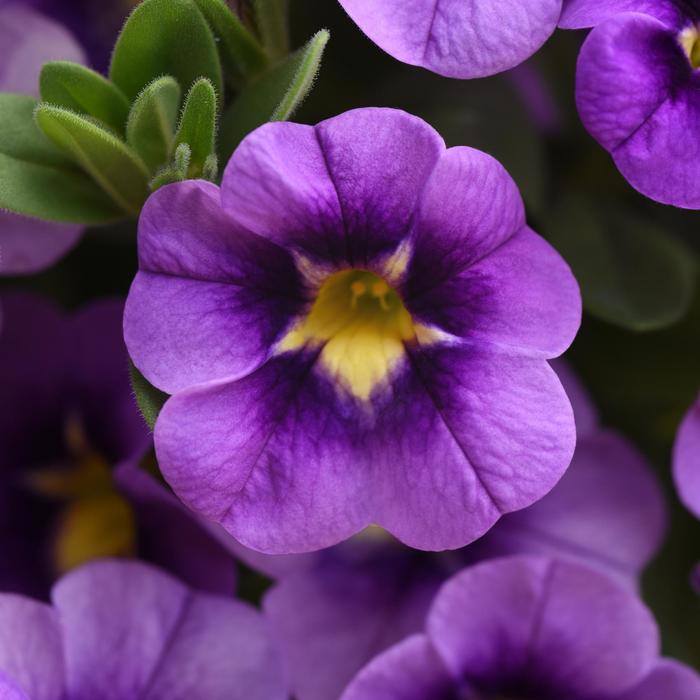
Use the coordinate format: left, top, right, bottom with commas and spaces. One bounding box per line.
0, 4, 86, 276
0, 293, 235, 599
337, 0, 564, 79
125, 107, 581, 555
560, 0, 700, 208
0, 559, 288, 700
261, 362, 667, 700
674, 394, 700, 517
340, 556, 700, 700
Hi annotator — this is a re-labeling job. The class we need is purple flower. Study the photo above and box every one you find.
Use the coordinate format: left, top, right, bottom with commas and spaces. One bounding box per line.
340, 555, 700, 700
673, 394, 700, 518
0, 559, 287, 700
0, 3, 85, 275
560, 0, 700, 208
124, 107, 581, 554
261, 363, 667, 700
336, 0, 564, 78
0, 293, 235, 599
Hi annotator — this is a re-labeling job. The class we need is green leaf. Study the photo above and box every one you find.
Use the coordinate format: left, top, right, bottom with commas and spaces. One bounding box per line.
174, 78, 217, 177
39, 61, 130, 135
192, 0, 268, 81
35, 104, 151, 216
127, 76, 182, 173
546, 195, 697, 331
0, 93, 123, 224
110, 0, 223, 102
271, 29, 329, 121
219, 29, 329, 158
253, 0, 289, 60
129, 361, 169, 431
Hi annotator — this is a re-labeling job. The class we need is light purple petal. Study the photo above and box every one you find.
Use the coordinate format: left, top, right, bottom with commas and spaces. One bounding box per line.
125, 180, 303, 394
559, 0, 687, 29
221, 109, 444, 264
373, 345, 575, 550
154, 354, 373, 554
265, 557, 439, 700
340, 635, 455, 700
0, 212, 82, 277
0, 594, 63, 700
114, 461, 237, 596
338, 0, 562, 79
617, 660, 700, 700
576, 12, 700, 208
0, 3, 85, 96
52, 559, 286, 700
407, 226, 581, 358
428, 556, 659, 696
477, 430, 667, 586
550, 359, 599, 438
0, 675, 31, 700
673, 398, 700, 518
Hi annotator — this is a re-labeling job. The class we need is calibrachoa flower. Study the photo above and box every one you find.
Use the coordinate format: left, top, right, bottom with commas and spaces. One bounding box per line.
559, 0, 700, 208
0, 294, 235, 598
0, 3, 84, 275
673, 392, 700, 518
125, 107, 581, 554
336, 0, 564, 79
340, 555, 700, 700
262, 363, 667, 700
0, 559, 288, 700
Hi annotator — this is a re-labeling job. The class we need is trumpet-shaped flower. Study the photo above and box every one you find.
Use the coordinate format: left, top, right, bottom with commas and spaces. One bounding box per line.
560, 0, 700, 208
336, 0, 564, 78
0, 559, 287, 700
340, 556, 700, 700
125, 107, 581, 554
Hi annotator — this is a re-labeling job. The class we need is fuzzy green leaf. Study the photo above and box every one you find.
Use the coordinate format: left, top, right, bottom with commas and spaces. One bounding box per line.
0, 93, 122, 224
127, 76, 182, 173
129, 361, 169, 431
39, 61, 130, 134
35, 104, 151, 216
110, 0, 223, 102
192, 0, 268, 81
254, 0, 290, 59
219, 29, 329, 158
174, 78, 217, 177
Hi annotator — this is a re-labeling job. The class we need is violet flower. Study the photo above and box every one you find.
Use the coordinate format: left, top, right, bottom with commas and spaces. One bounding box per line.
673, 394, 700, 518
124, 107, 581, 554
0, 559, 287, 700
340, 555, 700, 700
336, 0, 564, 79
0, 3, 85, 275
560, 0, 700, 208
0, 293, 235, 599
261, 363, 667, 700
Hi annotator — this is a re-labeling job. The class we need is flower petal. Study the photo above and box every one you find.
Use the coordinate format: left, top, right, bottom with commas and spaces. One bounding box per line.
617, 660, 700, 700
673, 398, 700, 518
475, 430, 667, 586
125, 180, 303, 394
0, 212, 82, 277
373, 345, 575, 549
154, 353, 373, 553
407, 227, 581, 358
576, 12, 700, 208
52, 559, 287, 700
338, 0, 562, 79
0, 594, 63, 700
428, 556, 659, 697
551, 360, 599, 438
559, 0, 688, 29
221, 109, 444, 265
340, 635, 455, 700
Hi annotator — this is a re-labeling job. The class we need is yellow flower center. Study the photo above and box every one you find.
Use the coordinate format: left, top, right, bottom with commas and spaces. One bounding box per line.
26, 416, 137, 576
679, 25, 700, 69
278, 269, 416, 401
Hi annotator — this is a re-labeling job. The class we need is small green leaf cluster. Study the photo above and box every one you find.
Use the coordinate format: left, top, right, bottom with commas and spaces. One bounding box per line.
0, 0, 329, 225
